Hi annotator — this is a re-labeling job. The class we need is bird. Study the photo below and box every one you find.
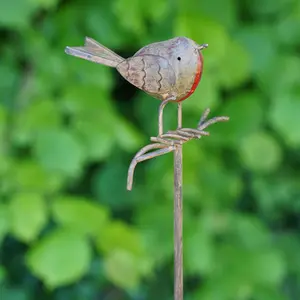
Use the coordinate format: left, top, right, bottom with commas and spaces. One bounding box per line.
65, 36, 208, 135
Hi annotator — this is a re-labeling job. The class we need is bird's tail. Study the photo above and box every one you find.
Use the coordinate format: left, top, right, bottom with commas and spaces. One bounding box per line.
65, 37, 124, 68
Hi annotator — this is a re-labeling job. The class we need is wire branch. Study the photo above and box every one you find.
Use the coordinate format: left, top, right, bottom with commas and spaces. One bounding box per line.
127, 108, 229, 191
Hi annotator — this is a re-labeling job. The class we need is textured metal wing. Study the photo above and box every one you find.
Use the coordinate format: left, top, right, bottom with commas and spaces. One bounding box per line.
117, 55, 176, 97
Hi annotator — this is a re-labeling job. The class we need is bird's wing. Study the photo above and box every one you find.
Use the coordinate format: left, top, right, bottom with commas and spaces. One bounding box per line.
117, 54, 176, 96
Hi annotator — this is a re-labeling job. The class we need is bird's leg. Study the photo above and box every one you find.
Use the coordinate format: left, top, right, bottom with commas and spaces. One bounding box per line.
177, 102, 182, 129
158, 97, 176, 136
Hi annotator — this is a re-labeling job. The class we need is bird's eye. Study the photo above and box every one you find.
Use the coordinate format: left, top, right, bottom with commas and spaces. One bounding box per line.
177, 57, 181, 61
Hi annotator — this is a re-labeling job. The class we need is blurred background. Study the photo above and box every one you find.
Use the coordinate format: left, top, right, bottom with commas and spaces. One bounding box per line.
1, 0, 300, 299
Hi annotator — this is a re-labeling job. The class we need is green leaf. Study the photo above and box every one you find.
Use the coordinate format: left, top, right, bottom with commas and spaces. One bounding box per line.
0, 1, 34, 29
33, 129, 85, 176
9, 193, 47, 243
113, 0, 146, 36
29, 0, 59, 9
84, 6, 127, 48
26, 229, 91, 288
10, 160, 64, 193
247, 0, 294, 17
236, 25, 277, 74
135, 202, 174, 263
114, 117, 144, 151
276, 14, 300, 46
0, 204, 10, 245
0, 287, 29, 300
92, 160, 133, 208
251, 251, 286, 286
52, 196, 109, 236
196, 155, 243, 207
14, 100, 61, 145
239, 131, 282, 173
257, 55, 300, 98
269, 91, 300, 147
217, 40, 251, 88
74, 121, 115, 161
184, 216, 214, 275
212, 92, 265, 146
0, 265, 6, 283
96, 221, 144, 257
104, 250, 141, 289
252, 175, 300, 218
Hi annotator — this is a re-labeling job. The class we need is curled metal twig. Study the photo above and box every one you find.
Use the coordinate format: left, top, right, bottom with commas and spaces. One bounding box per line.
127, 108, 229, 190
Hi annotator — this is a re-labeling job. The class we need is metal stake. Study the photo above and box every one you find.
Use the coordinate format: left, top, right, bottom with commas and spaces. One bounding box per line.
174, 143, 183, 300
127, 105, 229, 300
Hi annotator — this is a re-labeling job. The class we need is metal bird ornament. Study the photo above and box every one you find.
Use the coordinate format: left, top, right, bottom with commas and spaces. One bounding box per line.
65, 36, 208, 135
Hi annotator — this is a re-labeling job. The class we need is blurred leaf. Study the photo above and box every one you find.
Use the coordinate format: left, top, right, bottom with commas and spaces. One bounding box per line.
246, 0, 295, 17
179, 0, 237, 29
269, 91, 300, 147
114, 117, 144, 151
9, 192, 47, 243
197, 155, 243, 207
52, 196, 109, 236
239, 131, 282, 173
0, 203, 10, 245
135, 202, 173, 263
104, 250, 142, 289
84, 6, 127, 48
96, 221, 144, 257
252, 251, 286, 286
230, 215, 271, 249
14, 100, 61, 145
184, 215, 214, 275
236, 25, 278, 74
33, 129, 85, 176
0, 287, 29, 300
276, 13, 300, 46
257, 55, 300, 98
252, 175, 300, 218
113, 0, 168, 38
217, 40, 251, 88
0, 265, 6, 283
113, 0, 146, 36
141, 0, 169, 22
0, 63, 20, 105
92, 159, 134, 208
0, 0, 34, 29
26, 229, 91, 288
278, 234, 300, 276
29, 0, 59, 9
212, 92, 265, 146
9, 160, 64, 193
74, 122, 114, 161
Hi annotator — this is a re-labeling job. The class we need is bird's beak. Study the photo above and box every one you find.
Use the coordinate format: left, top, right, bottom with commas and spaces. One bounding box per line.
198, 44, 208, 50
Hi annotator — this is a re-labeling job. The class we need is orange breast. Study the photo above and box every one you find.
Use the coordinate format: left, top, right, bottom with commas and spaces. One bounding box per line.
177, 53, 203, 102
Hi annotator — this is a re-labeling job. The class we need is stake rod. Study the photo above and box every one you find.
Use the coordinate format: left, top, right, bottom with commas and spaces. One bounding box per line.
127, 107, 229, 299
174, 144, 183, 300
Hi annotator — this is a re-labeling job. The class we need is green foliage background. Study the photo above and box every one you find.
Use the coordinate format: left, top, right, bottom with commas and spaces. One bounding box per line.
1, 0, 300, 299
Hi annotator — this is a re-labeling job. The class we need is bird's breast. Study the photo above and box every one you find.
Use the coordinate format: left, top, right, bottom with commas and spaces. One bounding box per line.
176, 53, 203, 102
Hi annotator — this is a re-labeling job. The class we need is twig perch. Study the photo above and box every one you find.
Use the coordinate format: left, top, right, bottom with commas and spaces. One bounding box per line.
127, 108, 229, 191
127, 107, 229, 300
